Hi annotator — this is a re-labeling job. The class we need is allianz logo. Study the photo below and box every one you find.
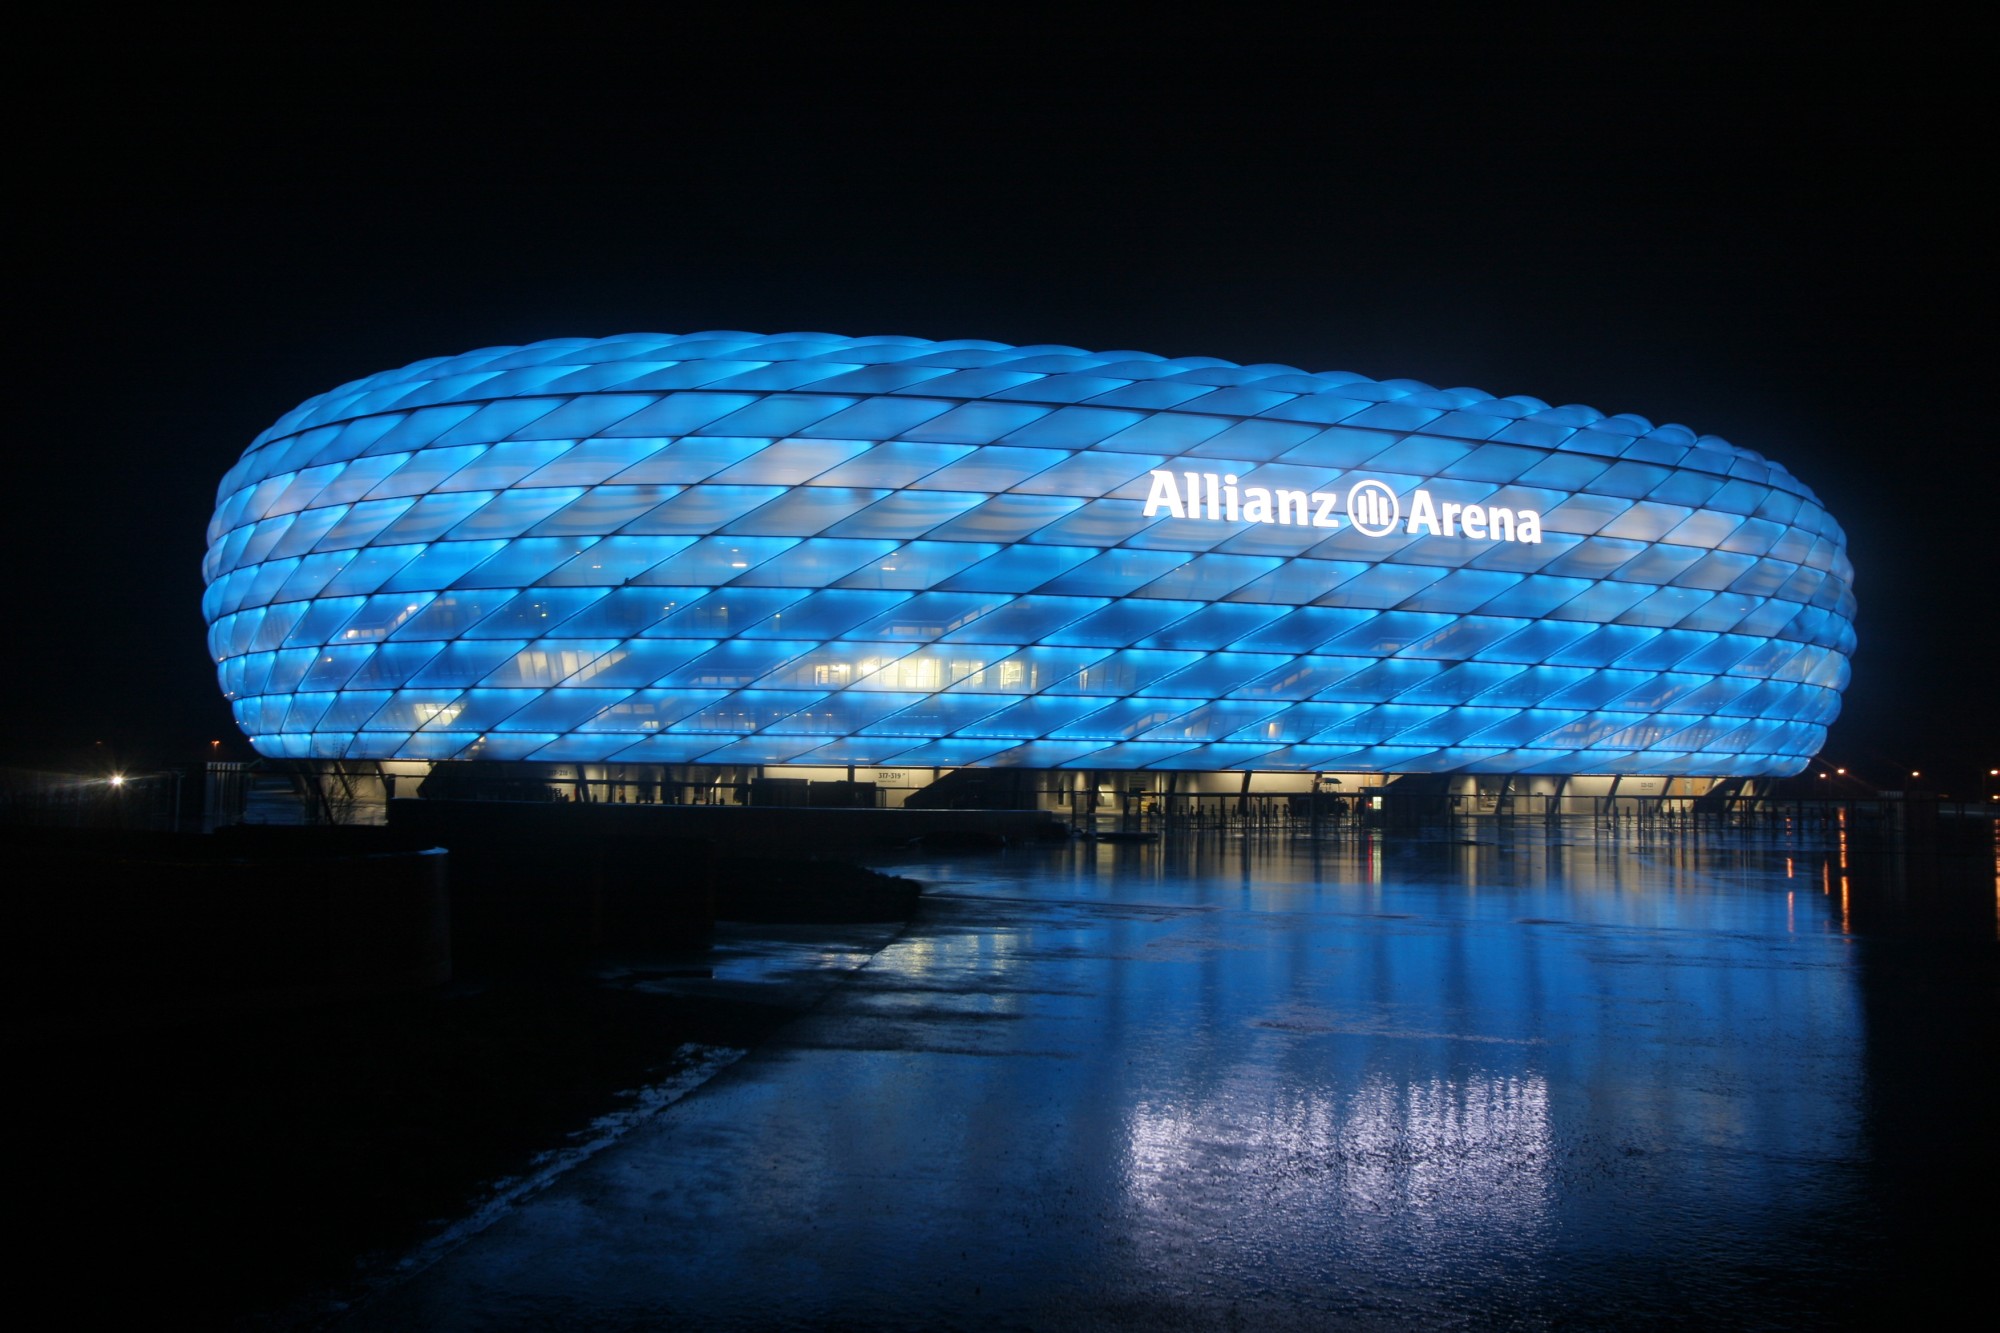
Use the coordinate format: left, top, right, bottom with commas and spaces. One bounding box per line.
1142, 469, 1544, 543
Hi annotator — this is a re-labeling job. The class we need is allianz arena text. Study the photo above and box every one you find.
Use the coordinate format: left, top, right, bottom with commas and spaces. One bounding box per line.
203, 332, 1854, 798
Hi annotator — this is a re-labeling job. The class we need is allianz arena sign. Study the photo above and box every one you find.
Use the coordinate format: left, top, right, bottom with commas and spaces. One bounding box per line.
202, 332, 1854, 776
1144, 471, 1545, 544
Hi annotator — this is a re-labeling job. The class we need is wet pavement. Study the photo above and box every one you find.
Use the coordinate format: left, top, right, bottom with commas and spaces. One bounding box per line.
332, 822, 1998, 1329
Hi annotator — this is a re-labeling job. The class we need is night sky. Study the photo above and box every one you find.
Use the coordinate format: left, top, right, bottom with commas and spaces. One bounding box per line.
13, 30, 1992, 790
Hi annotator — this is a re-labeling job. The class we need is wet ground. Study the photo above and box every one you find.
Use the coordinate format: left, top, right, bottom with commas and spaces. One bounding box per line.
293, 820, 1995, 1329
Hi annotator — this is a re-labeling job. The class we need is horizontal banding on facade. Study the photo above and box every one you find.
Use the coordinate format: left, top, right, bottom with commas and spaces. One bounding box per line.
203, 332, 1854, 775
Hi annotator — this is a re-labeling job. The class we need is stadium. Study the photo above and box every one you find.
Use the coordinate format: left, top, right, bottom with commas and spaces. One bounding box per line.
202, 332, 1854, 813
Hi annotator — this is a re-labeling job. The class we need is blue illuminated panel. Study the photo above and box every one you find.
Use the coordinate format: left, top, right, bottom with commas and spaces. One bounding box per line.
204, 333, 1855, 774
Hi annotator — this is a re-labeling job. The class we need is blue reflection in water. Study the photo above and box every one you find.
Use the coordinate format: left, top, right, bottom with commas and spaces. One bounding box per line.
848, 834, 1867, 1323
358, 824, 1996, 1329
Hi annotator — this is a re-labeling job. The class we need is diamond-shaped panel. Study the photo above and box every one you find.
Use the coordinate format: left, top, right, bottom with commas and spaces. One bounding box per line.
205, 332, 1855, 775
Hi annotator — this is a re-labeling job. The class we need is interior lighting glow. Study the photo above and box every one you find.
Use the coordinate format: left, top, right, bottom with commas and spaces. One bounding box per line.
202, 331, 1856, 772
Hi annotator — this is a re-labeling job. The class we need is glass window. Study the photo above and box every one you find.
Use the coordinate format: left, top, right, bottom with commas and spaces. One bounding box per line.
810, 440, 974, 487
857, 693, 1012, 737
1043, 599, 1200, 647
391, 592, 520, 641
281, 596, 367, 647
318, 691, 395, 733
1139, 699, 1288, 742
1543, 624, 1665, 669
709, 438, 874, 484
427, 440, 572, 493
1033, 548, 1189, 597
299, 645, 374, 692
361, 405, 485, 454
377, 540, 508, 592
478, 641, 625, 688
920, 494, 1083, 543
1135, 602, 1287, 651
369, 493, 500, 546
459, 587, 612, 639
553, 586, 703, 638
344, 641, 445, 690
333, 592, 438, 642
763, 692, 929, 736
442, 688, 568, 732
313, 498, 418, 551
936, 595, 1104, 645
824, 490, 986, 540
1545, 580, 1656, 623
951, 645, 1111, 694
954, 694, 1115, 738
511, 437, 670, 487
279, 692, 336, 735
406, 640, 534, 688
656, 640, 819, 688
1045, 648, 1202, 695
907, 446, 1066, 491
1229, 655, 1368, 700
995, 405, 1144, 446
1185, 419, 1322, 463
429, 398, 568, 446
937, 544, 1098, 594
832, 541, 1000, 591
584, 391, 760, 437
1133, 553, 1285, 602
1478, 619, 1601, 666
1223, 700, 1371, 744
509, 394, 658, 441
1144, 652, 1293, 697
1398, 569, 1528, 615
265, 506, 355, 562
360, 445, 491, 500
1008, 452, 1165, 499
452, 537, 601, 589
320, 544, 427, 598
696, 394, 857, 438
528, 487, 680, 537
462, 732, 559, 760
641, 586, 807, 637
753, 642, 918, 690
492, 689, 635, 733
737, 589, 910, 640
248, 604, 311, 654
733, 538, 902, 587
1053, 698, 1204, 741
846, 592, 1010, 642
575, 688, 730, 733
563, 638, 723, 688
795, 397, 954, 441
725, 487, 890, 536
538, 535, 698, 586
1538, 537, 1650, 580
1617, 585, 1716, 629
449, 488, 587, 540
896, 401, 1049, 445
628, 535, 799, 585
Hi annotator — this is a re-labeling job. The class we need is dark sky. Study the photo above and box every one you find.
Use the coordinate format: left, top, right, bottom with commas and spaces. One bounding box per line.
12, 30, 1993, 789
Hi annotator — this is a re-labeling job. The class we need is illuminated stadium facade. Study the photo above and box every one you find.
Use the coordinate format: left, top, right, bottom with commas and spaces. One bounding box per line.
203, 332, 1854, 808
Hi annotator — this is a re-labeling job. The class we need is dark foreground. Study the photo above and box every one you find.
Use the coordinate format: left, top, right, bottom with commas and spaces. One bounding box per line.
12, 819, 1997, 1328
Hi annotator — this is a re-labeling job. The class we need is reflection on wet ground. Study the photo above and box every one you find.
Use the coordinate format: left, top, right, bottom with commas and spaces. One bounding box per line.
340, 821, 1996, 1329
